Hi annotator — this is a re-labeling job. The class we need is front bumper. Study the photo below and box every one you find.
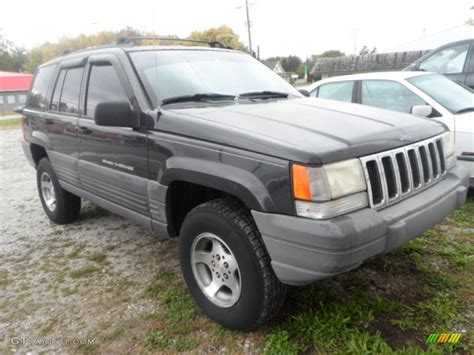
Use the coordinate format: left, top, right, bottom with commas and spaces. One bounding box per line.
252, 165, 469, 285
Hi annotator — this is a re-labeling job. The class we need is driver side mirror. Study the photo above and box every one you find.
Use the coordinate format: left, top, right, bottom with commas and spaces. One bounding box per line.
410, 105, 432, 118
94, 101, 135, 127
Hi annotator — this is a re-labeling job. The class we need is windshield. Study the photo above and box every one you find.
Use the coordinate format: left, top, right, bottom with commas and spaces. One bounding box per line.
407, 74, 474, 113
129, 50, 301, 107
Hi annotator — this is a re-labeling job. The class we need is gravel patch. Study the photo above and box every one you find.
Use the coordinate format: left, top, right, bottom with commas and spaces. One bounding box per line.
0, 128, 179, 353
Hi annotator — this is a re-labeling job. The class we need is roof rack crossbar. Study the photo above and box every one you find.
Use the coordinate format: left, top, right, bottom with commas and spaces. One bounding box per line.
116, 36, 232, 49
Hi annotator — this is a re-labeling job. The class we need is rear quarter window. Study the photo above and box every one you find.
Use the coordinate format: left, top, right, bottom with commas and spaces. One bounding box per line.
27, 65, 57, 110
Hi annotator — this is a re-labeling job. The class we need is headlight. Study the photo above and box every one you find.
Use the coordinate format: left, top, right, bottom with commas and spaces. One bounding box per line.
292, 159, 368, 219
441, 132, 455, 169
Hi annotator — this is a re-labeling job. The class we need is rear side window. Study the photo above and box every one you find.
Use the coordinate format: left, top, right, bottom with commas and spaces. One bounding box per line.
59, 67, 84, 113
317, 81, 354, 102
27, 65, 56, 110
50, 70, 66, 111
419, 43, 470, 74
85, 64, 129, 119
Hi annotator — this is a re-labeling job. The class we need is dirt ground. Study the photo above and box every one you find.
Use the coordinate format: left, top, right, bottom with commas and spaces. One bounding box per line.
1, 127, 472, 354
0, 128, 183, 353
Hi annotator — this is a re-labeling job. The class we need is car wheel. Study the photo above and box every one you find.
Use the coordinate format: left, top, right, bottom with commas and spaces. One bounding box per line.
179, 198, 287, 330
36, 158, 81, 224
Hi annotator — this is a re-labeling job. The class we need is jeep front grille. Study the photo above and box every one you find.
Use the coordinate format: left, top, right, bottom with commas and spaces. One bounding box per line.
360, 135, 446, 209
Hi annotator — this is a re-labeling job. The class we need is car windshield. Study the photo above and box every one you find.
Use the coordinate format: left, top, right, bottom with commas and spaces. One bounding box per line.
129, 49, 301, 107
407, 74, 474, 113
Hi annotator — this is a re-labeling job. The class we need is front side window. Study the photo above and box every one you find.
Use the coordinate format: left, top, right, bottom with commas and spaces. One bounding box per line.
361, 80, 425, 113
129, 50, 300, 107
7, 95, 16, 104
27, 64, 56, 110
419, 44, 469, 74
317, 81, 354, 102
85, 64, 129, 119
59, 67, 84, 114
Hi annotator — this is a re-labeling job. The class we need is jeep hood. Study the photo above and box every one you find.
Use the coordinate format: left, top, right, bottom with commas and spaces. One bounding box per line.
157, 98, 447, 164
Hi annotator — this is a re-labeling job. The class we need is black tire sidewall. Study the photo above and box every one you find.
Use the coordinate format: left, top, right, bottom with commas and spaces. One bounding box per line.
180, 206, 266, 330
36, 158, 70, 223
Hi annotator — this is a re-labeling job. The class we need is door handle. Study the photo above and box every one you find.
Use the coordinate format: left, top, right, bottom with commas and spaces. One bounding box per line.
77, 126, 92, 135
40, 117, 55, 125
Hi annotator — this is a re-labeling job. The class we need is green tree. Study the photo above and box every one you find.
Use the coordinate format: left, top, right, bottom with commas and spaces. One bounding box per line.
188, 25, 245, 50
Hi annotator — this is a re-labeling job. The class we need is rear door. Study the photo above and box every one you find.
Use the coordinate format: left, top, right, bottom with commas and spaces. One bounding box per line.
24, 60, 84, 187
418, 43, 470, 86
43, 60, 85, 187
77, 55, 150, 217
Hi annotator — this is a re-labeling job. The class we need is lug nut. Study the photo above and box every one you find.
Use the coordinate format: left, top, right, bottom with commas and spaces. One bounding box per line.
224, 274, 229, 279
216, 255, 221, 261
224, 262, 229, 268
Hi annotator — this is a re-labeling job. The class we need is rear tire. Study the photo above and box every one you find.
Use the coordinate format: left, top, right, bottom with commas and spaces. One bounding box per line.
36, 158, 81, 224
179, 198, 286, 330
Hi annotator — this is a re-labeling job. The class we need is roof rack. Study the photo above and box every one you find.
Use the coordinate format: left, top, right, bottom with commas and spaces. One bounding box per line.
116, 36, 233, 49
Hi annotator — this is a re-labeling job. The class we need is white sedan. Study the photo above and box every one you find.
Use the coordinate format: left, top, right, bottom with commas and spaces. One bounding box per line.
307, 72, 474, 186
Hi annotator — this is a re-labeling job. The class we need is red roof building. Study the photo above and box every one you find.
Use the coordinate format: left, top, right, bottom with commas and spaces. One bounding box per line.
0, 71, 33, 92
0, 71, 34, 114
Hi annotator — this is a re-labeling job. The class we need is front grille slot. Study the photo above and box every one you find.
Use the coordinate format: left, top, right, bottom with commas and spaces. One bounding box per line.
436, 140, 446, 174
395, 153, 410, 193
382, 156, 397, 199
366, 160, 384, 206
419, 145, 431, 183
428, 142, 439, 178
361, 136, 446, 209
407, 149, 421, 189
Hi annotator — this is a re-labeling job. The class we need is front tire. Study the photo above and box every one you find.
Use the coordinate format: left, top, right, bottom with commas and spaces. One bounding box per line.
36, 158, 81, 224
179, 198, 286, 330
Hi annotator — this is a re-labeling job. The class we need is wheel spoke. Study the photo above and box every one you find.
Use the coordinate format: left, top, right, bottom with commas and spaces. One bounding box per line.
226, 271, 240, 295
211, 238, 227, 257
193, 250, 212, 266
204, 279, 222, 297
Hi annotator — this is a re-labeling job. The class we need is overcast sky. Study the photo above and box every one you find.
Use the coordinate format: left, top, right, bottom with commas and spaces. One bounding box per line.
1, 0, 472, 58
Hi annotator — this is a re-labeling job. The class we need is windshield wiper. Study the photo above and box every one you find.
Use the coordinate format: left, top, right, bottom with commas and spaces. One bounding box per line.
455, 107, 474, 114
161, 93, 235, 105
237, 91, 290, 99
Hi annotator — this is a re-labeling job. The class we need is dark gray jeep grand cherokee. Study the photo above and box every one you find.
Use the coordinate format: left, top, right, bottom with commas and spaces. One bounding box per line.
21, 40, 469, 330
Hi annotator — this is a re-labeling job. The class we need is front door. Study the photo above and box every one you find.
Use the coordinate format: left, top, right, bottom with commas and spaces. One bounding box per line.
77, 57, 150, 217
418, 43, 470, 87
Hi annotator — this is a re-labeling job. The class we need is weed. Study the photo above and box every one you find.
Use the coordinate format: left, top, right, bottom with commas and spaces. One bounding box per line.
69, 265, 99, 278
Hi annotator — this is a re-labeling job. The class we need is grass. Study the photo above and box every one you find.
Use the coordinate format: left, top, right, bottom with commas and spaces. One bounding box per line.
0, 110, 17, 116
142, 198, 473, 353
88, 251, 107, 263
69, 265, 99, 278
0, 117, 20, 129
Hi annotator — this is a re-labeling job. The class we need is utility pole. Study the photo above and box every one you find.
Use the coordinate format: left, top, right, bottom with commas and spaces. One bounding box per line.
351, 28, 360, 55
245, 0, 253, 55
237, 1, 254, 55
